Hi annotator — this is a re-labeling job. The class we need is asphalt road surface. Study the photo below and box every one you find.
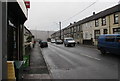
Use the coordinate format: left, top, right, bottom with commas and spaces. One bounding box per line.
42, 43, 120, 79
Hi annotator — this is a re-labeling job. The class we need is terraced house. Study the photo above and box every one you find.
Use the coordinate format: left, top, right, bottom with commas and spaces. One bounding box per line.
51, 4, 120, 45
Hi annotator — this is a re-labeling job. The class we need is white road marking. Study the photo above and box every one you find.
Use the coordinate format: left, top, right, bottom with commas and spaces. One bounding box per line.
81, 54, 101, 61
49, 44, 101, 61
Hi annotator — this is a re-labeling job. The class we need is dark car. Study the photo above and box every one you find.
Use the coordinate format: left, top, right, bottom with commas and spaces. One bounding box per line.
55, 39, 63, 44
40, 41, 48, 48
97, 34, 120, 55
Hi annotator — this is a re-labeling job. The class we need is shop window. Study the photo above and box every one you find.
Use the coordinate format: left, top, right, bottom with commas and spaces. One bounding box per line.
101, 17, 106, 26
94, 30, 100, 40
7, 24, 17, 60
114, 14, 119, 24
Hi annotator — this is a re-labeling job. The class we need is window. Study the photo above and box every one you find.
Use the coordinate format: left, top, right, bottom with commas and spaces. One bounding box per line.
77, 26, 79, 32
101, 17, 106, 26
114, 14, 119, 24
105, 36, 115, 42
94, 30, 100, 40
85, 33, 88, 39
74, 27, 76, 33
103, 29, 108, 34
113, 28, 120, 34
95, 19, 99, 27
72, 27, 73, 33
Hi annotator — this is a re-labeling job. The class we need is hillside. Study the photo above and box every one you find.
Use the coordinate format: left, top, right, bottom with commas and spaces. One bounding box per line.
30, 30, 55, 41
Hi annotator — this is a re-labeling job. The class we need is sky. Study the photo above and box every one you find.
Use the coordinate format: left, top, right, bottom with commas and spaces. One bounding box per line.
24, 0, 120, 31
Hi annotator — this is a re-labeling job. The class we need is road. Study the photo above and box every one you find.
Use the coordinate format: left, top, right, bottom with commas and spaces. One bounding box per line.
41, 43, 119, 79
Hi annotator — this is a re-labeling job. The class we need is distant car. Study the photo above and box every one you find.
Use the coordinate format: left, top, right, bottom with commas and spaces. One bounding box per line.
97, 34, 120, 55
40, 41, 48, 48
39, 40, 42, 44
51, 39, 56, 43
64, 37, 76, 47
55, 39, 63, 44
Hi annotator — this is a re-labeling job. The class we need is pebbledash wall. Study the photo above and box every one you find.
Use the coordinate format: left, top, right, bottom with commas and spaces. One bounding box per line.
51, 4, 120, 45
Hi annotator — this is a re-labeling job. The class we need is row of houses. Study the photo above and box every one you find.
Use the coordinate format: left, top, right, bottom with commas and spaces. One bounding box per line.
51, 4, 120, 45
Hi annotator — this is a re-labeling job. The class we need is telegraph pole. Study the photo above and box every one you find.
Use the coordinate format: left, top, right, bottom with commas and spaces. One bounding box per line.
59, 22, 61, 40
47, 31, 49, 38
119, 0, 120, 4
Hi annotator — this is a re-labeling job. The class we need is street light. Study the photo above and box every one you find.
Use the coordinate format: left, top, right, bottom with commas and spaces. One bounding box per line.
53, 22, 62, 40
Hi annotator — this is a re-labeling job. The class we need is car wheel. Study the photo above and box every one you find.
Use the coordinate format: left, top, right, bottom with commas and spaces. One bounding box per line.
64, 44, 66, 46
100, 48, 106, 55
73, 44, 75, 47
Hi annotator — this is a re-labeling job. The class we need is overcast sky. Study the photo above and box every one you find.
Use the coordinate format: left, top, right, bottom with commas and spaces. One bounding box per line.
24, 0, 120, 31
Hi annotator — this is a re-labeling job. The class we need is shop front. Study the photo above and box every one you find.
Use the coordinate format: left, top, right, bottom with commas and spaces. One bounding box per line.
0, 0, 29, 80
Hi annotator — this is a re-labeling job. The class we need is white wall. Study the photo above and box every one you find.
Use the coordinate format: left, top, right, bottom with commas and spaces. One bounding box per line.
82, 21, 94, 40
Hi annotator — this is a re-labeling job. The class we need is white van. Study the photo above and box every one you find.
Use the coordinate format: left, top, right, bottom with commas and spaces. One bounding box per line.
64, 37, 76, 47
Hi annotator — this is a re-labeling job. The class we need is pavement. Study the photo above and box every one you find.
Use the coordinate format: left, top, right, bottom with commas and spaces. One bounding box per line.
23, 43, 51, 80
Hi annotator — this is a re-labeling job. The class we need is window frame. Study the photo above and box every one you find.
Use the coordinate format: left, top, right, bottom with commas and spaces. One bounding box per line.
95, 19, 99, 27
94, 30, 100, 40
114, 13, 119, 24
101, 17, 106, 26
113, 28, 120, 34
103, 29, 108, 34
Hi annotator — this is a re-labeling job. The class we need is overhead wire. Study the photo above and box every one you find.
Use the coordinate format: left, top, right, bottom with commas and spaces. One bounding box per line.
62, 1, 97, 22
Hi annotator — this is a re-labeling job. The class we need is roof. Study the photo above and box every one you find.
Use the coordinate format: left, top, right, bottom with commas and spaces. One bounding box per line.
51, 4, 120, 36
76, 4, 120, 26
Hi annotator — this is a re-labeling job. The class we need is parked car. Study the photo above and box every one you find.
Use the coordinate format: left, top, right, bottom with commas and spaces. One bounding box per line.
97, 34, 120, 55
39, 40, 42, 44
55, 39, 63, 44
64, 37, 76, 47
51, 39, 56, 43
40, 41, 48, 48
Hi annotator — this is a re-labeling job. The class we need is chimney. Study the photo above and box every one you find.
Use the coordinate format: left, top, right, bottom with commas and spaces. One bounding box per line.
93, 12, 95, 15
70, 23, 72, 25
74, 22, 76, 24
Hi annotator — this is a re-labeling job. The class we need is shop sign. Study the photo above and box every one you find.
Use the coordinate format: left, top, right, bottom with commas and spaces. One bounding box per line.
24, 0, 30, 8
